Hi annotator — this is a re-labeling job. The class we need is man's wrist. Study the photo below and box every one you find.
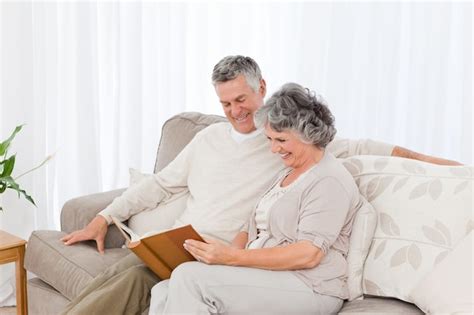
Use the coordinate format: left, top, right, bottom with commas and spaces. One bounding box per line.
97, 213, 112, 225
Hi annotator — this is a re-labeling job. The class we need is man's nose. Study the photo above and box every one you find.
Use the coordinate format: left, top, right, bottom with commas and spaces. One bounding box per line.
231, 103, 242, 116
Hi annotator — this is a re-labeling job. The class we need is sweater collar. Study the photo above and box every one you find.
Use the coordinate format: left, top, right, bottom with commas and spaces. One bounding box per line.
230, 126, 263, 144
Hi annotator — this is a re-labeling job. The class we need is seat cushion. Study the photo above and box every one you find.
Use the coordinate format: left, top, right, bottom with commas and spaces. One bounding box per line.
28, 277, 70, 315
25, 230, 130, 300
339, 296, 423, 314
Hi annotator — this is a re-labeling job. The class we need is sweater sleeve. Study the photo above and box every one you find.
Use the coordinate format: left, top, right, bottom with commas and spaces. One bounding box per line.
99, 134, 199, 224
296, 177, 351, 254
327, 137, 395, 158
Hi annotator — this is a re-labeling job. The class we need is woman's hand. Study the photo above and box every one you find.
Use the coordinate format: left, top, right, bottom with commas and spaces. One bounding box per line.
184, 238, 239, 265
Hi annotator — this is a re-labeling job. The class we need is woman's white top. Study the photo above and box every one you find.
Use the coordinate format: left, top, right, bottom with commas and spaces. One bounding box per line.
248, 167, 314, 249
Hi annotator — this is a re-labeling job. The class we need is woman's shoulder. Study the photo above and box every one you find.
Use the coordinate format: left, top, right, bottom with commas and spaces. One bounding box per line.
305, 153, 359, 195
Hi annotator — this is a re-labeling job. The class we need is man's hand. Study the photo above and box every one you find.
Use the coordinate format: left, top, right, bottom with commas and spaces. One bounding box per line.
60, 215, 109, 254
183, 239, 239, 266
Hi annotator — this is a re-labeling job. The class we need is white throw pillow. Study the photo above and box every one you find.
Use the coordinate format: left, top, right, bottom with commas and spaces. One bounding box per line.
409, 231, 473, 314
344, 196, 377, 301
342, 156, 473, 303
127, 168, 188, 236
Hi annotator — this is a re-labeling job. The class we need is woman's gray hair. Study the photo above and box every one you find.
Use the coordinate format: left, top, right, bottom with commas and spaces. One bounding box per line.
255, 83, 336, 148
212, 56, 262, 92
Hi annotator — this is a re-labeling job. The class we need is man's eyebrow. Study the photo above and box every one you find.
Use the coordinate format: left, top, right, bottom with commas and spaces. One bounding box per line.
220, 94, 246, 104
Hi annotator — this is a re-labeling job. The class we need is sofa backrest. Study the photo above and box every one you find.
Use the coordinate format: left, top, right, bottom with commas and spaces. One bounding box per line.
153, 112, 226, 173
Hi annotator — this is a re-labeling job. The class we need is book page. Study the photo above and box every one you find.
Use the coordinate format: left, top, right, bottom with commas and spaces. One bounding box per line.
111, 216, 140, 243
140, 226, 176, 239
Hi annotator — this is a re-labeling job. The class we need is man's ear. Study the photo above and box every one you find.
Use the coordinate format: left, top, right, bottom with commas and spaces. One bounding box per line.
259, 79, 267, 97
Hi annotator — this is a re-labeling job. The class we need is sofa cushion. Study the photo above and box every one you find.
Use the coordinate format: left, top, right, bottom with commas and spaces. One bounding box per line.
339, 296, 423, 314
345, 197, 377, 301
409, 231, 473, 314
24, 230, 130, 300
154, 112, 226, 173
28, 278, 70, 315
342, 156, 473, 303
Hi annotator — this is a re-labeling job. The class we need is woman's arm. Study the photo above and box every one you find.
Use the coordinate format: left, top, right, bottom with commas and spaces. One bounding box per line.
235, 240, 324, 270
231, 231, 249, 249
184, 239, 324, 271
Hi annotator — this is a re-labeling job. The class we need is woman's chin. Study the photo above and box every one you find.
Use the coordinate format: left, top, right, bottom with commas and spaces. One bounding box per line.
281, 159, 293, 168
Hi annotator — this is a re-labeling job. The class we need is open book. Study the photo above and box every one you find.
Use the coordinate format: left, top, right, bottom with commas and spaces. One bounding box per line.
111, 217, 205, 279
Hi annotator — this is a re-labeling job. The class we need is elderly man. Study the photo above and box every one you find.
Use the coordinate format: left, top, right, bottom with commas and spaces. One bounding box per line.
61, 55, 459, 314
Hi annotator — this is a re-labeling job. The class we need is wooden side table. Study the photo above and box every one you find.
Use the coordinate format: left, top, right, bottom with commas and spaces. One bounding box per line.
0, 230, 28, 315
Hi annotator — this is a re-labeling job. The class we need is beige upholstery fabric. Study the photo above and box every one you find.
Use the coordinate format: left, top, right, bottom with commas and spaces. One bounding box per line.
410, 231, 473, 314
24, 230, 130, 300
153, 112, 226, 173
28, 278, 69, 315
343, 156, 473, 302
345, 197, 377, 301
60, 188, 127, 249
339, 297, 424, 314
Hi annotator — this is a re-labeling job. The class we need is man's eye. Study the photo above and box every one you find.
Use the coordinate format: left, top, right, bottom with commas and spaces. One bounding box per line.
237, 98, 245, 103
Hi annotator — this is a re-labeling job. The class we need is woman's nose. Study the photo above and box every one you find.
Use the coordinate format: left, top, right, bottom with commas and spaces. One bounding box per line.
270, 141, 280, 153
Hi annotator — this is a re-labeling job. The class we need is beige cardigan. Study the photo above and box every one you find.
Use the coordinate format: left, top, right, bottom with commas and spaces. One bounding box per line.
246, 152, 363, 299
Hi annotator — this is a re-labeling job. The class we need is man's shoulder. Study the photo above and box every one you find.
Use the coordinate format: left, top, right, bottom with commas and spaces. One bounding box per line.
196, 121, 231, 138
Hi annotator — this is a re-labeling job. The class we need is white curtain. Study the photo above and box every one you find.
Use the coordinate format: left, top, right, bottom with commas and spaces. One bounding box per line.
0, 1, 471, 306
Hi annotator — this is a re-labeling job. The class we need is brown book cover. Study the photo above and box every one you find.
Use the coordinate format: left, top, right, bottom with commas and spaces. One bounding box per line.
111, 217, 205, 279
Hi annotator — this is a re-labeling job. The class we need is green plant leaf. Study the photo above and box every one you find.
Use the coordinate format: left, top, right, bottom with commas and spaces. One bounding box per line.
1, 176, 37, 207
0, 154, 16, 177
0, 125, 23, 156
0, 180, 5, 193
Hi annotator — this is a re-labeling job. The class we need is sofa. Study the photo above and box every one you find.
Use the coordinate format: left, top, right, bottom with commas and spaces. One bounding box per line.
24, 112, 473, 314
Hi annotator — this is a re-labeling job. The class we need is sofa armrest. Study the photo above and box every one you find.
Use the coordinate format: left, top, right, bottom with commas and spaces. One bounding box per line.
60, 188, 127, 249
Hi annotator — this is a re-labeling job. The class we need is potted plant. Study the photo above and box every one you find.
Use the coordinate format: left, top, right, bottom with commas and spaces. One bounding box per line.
0, 125, 52, 211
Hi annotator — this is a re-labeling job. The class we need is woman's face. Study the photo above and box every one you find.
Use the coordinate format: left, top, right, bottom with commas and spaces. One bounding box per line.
264, 124, 317, 170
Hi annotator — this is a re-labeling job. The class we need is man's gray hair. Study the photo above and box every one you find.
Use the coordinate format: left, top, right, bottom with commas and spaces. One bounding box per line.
255, 83, 336, 148
212, 56, 262, 92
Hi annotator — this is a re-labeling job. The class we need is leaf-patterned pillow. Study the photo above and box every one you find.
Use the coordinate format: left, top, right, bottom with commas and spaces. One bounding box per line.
342, 156, 473, 303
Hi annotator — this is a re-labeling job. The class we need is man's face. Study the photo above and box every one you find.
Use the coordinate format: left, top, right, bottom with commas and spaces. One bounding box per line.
215, 74, 266, 134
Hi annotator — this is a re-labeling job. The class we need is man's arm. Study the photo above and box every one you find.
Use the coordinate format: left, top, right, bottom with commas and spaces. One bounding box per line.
328, 137, 462, 165
61, 133, 201, 252
391, 146, 462, 166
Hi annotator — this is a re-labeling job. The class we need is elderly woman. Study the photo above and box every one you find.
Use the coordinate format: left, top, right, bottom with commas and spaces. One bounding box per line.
149, 83, 363, 314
